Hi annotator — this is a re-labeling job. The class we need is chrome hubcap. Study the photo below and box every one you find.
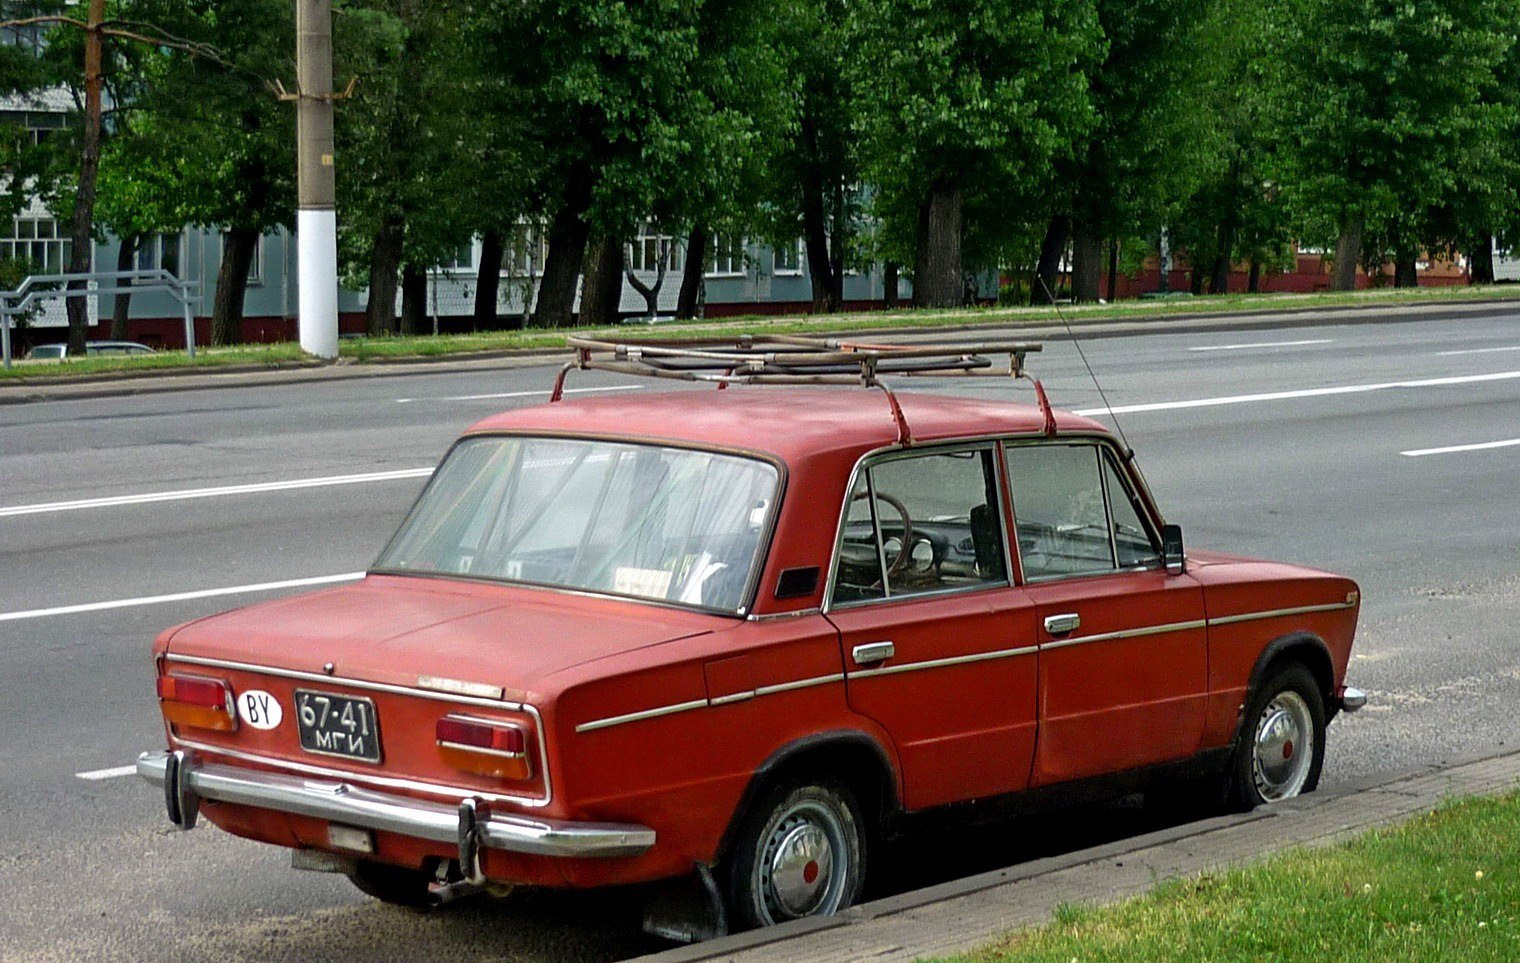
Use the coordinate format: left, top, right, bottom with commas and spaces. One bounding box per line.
757, 802, 844, 922
1253, 691, 1314, 801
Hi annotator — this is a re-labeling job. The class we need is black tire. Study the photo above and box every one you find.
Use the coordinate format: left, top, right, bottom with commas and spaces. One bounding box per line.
723, 779, 866, 930
1229, 663, 1326, 810
347, 860, 435, 909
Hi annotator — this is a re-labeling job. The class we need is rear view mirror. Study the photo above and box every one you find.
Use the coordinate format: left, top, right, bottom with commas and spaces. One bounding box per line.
1161, 524, 1185, 575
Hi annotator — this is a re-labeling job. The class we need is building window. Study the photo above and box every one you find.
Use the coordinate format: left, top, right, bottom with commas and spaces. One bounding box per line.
773, 240, 803, 275
706, 234, 746, 277
135, 233, 184, 277
438, 240, 475, 272
221, 232, 264, 284
0, 217, 73, 273
628, 227, 683, 273
505, 223, 546, 277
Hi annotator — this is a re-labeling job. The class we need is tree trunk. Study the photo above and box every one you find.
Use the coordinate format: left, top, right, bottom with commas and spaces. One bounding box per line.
1393, 250, 1418, 288
1210, 216, 1238, 295
64, 0, 106, 355
799, 113, 838, 313
883, 260, 899, 308
473, 229, 504, 329
912, 184, 962, 309
578, 234, 623, 326
1070, 224, 1102, 302
1032, 214, 1071, 304
111, 233, 137, 340
211, 227, 258, 345
1189, 261, 1205, 296
1247, 258, 1262, 293
366, 217, 404, 336
533, 175, 593, 328
676, 225, 707, 319
1330, 213, 1363, 291
624, 238, 667, 319
399, 263, 427, 334
1106, 238, 1119, 303
1470, 234, 1494, 285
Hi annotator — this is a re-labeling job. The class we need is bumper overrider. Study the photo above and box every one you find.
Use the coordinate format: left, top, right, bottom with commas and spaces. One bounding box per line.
137, 750, 655, 874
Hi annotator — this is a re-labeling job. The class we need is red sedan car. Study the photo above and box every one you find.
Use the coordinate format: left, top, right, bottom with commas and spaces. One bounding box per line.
140, 337, 1364, 937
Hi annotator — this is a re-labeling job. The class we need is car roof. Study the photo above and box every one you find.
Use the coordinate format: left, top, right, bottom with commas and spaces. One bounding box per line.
465, 387, 1111, 463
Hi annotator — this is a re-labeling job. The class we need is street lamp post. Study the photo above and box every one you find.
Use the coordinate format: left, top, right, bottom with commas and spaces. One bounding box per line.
294, 0, 338, 359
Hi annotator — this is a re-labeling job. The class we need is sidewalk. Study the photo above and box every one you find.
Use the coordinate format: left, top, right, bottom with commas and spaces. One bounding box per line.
638, 747, 1520, 963
3, 295, 1517, 405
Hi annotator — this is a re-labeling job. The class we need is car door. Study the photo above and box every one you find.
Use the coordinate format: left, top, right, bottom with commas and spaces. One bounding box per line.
824, 444, 1040, 811
1004, 439, 1209, 787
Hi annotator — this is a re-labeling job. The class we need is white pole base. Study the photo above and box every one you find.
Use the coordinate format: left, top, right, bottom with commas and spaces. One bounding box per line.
297, 208, 339, 359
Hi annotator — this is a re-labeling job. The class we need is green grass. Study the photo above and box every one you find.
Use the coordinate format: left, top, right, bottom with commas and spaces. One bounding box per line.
939, 791, 1520, 963
5, 282, 1517, 381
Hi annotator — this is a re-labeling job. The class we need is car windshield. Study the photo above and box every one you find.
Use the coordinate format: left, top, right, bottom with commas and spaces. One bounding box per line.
374, 436, 779, 613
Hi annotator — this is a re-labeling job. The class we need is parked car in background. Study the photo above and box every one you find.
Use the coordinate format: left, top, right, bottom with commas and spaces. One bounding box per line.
25, 340, 155, 359
139, 337, 1365, 940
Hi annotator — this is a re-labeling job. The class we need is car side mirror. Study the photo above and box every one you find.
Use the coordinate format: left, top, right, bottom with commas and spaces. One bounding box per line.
1161, 524, 1185, 575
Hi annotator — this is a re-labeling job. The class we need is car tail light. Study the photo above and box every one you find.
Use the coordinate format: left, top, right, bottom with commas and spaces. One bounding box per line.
436, 715, 533, 781
157, 673, 237, 732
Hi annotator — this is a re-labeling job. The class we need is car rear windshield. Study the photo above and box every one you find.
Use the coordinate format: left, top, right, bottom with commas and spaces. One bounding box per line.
374, 436, 779, 614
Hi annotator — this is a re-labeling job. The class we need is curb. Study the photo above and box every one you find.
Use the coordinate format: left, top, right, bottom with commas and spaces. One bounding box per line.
631, 745, 1520, 963
2, 295, 1517, 405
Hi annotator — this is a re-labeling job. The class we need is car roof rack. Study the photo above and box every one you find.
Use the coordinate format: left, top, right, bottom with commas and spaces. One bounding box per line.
550, 334, 1055, 446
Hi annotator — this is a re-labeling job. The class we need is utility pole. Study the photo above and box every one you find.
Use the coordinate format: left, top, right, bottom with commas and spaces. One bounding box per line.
294, 0, 338, 358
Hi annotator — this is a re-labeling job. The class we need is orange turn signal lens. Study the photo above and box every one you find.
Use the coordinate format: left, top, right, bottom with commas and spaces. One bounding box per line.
157, 673, 237, 732
436, 715, 533, 781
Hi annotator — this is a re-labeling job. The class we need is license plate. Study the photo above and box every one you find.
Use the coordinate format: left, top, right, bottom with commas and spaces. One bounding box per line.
294, 689, 382, 763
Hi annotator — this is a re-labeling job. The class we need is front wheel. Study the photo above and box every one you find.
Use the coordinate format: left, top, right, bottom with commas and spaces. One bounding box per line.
1230, 663, 1326, 809
724, 780, 865, 929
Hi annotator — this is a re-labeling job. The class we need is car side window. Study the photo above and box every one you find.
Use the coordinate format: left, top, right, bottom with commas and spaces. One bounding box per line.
831, 447, 1008, 604
1005, 442, 1159, 580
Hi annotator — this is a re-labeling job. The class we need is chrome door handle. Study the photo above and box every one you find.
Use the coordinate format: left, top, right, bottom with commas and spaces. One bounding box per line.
852, 641, 895, 665
1043, 613, 1081, 636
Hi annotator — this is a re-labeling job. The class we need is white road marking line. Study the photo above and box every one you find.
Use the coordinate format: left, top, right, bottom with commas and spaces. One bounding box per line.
1436, 345, 1520, 356
76, 765, 138, 781
395, 384, 644, 404
1401, 438, 1520, 457
1074, 369, 1520, 417
0, 572, 366, 624
1186, 339, 1332, 352
0, 468, 434, 519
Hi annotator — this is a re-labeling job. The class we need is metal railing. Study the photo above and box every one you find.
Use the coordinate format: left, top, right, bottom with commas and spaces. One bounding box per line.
0, 269, 201, 369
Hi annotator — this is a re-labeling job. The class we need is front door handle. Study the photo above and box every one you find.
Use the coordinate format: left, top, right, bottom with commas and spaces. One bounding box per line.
852, 641, 895, 665
1043, 613, 1081, 636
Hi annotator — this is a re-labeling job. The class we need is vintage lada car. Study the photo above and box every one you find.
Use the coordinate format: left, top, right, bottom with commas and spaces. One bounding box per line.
140, 337, 1364, 938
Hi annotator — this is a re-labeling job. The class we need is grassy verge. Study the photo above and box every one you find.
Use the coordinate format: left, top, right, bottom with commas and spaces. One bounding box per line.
5, 282, 1517, 381
941, 792, 1520, 963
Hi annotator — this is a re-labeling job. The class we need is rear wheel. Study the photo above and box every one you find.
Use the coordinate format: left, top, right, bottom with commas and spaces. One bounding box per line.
347, 860, 435, 909
1230, 663, 1326, 809
724, 780, 865, 929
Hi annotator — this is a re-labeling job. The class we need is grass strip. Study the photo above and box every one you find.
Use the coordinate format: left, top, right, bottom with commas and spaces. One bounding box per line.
5, 282, 1518, 381
941, 791, 1520, 963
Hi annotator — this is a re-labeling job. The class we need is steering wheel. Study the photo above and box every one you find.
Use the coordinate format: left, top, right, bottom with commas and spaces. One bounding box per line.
851, 489, 914, 576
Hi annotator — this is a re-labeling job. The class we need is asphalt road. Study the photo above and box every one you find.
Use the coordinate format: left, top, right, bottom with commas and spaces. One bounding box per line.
1, 312, 1516, 961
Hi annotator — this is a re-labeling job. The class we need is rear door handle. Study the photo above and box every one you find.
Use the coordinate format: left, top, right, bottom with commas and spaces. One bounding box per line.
852, 641, 895, 665
1043, 613, 1081, 636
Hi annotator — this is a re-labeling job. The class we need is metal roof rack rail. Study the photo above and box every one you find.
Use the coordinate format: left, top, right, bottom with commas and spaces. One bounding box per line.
549, 334, 1051, 446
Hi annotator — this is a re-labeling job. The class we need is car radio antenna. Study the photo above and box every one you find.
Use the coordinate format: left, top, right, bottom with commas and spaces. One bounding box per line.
1036, 276, 1136, 458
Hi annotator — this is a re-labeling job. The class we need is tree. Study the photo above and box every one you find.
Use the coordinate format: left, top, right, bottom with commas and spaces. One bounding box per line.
851, 0, 1102, 308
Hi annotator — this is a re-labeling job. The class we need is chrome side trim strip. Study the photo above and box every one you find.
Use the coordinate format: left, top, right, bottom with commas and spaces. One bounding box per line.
575, 698, 710, 733
709, 691, 756, 706
847, 644, 1038, 679
165, 654, 520, 711
1207, 601, 1357, 626
1042, 618, 1208, 651
754, 673, 846, 696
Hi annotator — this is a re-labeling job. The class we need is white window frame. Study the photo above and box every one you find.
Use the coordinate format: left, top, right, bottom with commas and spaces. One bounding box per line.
706, 233, 747, 278
772, 239, 803, 276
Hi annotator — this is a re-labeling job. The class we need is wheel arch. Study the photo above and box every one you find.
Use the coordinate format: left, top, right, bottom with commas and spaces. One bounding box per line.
1237, 632, 1336, 742
713, 729, 901, 869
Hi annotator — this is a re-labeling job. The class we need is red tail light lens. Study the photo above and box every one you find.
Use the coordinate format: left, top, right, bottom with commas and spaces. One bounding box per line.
436, 715, 532, 780
157, 673, 236, 732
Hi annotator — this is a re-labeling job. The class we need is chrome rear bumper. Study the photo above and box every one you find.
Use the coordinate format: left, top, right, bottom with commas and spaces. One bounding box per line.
137, 750, 654, 861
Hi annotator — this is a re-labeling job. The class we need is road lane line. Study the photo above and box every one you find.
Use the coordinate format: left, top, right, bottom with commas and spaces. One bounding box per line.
395, 384, 644, 404
1401, 438, 1520, 457
1187, 339, 1332, 352
1074, 369, 1520, 417
76, 765, 138, 781
1436, 345, 1520, 356
0, 572, 366, 624
0, 468, 434, 519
